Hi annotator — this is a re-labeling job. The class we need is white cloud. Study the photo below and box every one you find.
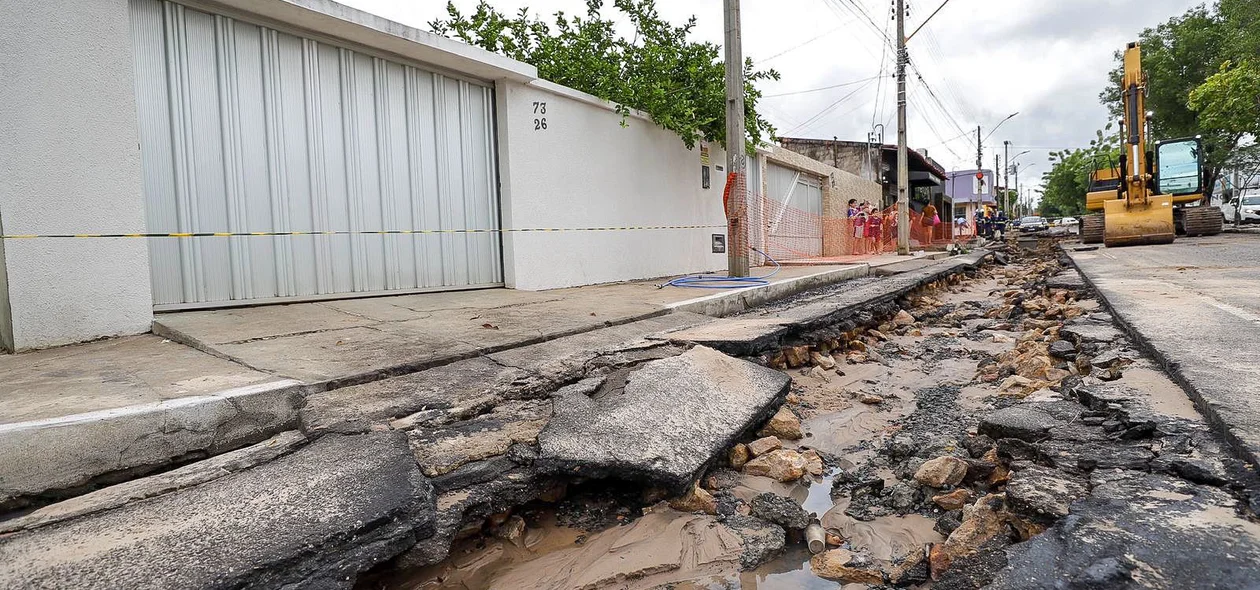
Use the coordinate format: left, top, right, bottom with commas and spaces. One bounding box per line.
339, 0, 1203, 195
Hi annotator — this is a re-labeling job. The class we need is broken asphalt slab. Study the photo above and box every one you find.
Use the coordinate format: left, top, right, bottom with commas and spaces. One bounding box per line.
0, 379, 303, 510
299, 312, 710, 435
0, 431, 434, 590
537, 346, 791, 491
988, 470, 1260, 590
658, 252, 991, 356
1063, 240, 1260, 469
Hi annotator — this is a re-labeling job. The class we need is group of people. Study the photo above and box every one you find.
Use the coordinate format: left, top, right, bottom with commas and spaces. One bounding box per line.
956, 209, 1008, 239
847, 199, 945, 254
847, 199, 891, 255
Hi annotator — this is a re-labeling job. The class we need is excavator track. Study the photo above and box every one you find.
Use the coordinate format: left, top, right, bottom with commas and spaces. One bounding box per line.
1081, 213, 1105, 244
1183, 206, 1223, 237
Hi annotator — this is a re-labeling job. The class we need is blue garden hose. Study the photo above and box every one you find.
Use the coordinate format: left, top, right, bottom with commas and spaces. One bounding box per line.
659, 247, 781, 289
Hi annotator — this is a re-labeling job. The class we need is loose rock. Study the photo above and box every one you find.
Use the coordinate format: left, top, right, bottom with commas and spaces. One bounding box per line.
933, 489, 973, 511
729, 444, 750, 469
747, 436, 782, 458
802, 449, 825, 477
810, 351, 836, 370
894, 310, 917, 326
810, 549, 885, 585
758, 407, 804, 440
743, 449, 808, 482
750, 492, 810, 530
860, 393, 884, 405
669, 482, 718, 515
783, 346, 811, 367
914, 456, 969, 488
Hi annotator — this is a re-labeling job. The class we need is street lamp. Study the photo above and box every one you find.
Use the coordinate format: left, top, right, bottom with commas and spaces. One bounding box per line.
982, 112, 1020, 144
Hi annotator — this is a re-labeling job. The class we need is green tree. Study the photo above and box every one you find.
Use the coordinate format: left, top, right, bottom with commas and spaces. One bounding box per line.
1039, 127, 1121, 217
429, 0, 778, 151
1101, 1, 1260, 198
1189, 60, 1260, 137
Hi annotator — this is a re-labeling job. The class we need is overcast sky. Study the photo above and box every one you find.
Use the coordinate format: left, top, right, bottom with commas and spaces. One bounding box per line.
340, 0, 1201, 198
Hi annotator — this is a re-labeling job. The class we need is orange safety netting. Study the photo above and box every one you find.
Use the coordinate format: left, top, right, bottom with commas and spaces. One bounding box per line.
726, 173, 953, 265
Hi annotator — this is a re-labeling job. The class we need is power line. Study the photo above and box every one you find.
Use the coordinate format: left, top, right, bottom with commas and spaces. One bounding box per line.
760, 25, 846, 63
871, 5, 893, 129
762, 75, 882, 98
781, 77, 879, 136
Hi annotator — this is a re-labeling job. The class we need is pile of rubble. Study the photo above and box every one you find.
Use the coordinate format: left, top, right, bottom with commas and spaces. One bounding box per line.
653, 240, 1260, 588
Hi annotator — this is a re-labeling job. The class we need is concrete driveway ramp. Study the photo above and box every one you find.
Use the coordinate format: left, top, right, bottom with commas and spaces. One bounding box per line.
537, 346, 790, 491
0, 431, 435, 590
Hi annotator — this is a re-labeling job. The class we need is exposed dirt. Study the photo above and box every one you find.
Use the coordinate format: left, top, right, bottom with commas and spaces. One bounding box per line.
365, 239, 1260, 589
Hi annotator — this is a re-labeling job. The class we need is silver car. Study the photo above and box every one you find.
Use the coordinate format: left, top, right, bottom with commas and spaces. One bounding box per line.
1019, 216, 1048, 232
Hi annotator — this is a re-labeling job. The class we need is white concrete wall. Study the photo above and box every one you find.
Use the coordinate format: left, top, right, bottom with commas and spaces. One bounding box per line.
0, 0, 153, 351
497, 79, 730, 290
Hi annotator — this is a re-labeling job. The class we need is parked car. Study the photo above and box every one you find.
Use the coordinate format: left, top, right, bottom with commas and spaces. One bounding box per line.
1059, 216, 1078, 226
1221, 192, 1260, 224
1019, 216, 1049, 232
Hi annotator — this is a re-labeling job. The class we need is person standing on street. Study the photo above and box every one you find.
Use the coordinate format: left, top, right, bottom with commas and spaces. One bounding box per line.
921, 202, 938, 245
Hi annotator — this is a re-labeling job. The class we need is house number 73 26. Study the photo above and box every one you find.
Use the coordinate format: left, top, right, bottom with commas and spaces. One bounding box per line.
532, 101, 547, 130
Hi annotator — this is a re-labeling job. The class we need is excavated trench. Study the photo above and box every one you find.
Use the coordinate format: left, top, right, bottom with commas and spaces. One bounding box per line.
359, 240, 1260, 590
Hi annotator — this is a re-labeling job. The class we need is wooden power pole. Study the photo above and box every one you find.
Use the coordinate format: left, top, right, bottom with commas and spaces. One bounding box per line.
723, 0, 749, 276
895, 0, 910, 255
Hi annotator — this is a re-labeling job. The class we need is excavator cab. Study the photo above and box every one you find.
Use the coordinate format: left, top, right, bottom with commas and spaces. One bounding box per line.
1154, 137, 1204, 196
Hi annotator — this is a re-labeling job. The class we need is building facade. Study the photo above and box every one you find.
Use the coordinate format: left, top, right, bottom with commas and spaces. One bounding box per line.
944, 169, 999, 233
0, 0, 748, 351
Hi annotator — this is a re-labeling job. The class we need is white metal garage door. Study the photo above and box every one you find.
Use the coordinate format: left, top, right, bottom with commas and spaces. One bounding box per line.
764, 162, 824, 259
130, 0, 502, 309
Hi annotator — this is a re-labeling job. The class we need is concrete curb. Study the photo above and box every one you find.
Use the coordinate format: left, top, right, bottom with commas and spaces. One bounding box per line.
667, 265, 870, 317
0, 379, 303, 508
667, 253, 955, 319
661, 251, 991, 356
1059, 245, 1260, 471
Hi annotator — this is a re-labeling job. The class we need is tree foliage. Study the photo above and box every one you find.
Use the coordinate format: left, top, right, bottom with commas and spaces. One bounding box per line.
429, 0, 778, 151
1189, 60, 1260, 138
1099, 1, 1260, 197
1039, 126, 1121, 218
1100, 5, 1233, 196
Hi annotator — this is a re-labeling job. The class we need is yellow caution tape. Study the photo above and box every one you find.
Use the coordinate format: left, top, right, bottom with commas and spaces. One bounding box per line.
0, 225, 728, 239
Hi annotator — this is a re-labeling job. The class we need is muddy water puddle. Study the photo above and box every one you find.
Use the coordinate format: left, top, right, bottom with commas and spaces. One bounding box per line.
392, 507, 745, 590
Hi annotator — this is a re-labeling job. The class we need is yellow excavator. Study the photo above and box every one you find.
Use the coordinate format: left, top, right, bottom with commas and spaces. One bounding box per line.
1080, 42, 1222, 246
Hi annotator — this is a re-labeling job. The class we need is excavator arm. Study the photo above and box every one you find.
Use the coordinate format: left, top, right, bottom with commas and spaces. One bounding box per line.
1103, 42, 1176, 246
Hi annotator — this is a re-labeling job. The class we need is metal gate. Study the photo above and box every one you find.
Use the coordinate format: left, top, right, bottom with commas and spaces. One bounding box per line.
130, 0, 502, 308
764, 162, 824, 258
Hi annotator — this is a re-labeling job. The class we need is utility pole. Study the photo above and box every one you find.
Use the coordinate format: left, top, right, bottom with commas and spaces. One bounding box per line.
1013, 163, 1020, 215
976, 126, 983, 172
896, 0, 910, 255
723, 0, 748, 276
995, 154, 1002, 211
1003, 141, 1011, 214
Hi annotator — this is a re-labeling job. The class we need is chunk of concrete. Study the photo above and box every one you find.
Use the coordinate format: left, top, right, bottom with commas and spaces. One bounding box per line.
537, 346, 791, 491
979, 406, 1056, 442
0, 431, 434, 589
1004, 465, 1088, 520
0, 379, 303, 508
1059, 324, 1122, 345
408, 399, 552, 477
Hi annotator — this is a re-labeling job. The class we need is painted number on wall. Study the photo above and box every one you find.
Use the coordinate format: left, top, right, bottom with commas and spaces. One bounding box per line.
533, 102, 548, 131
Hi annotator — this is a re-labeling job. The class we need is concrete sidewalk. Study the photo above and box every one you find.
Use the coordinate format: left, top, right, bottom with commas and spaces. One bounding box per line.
1063, 233, 1260, 468
152, 264, 866, 385
1, 262, 883, 505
